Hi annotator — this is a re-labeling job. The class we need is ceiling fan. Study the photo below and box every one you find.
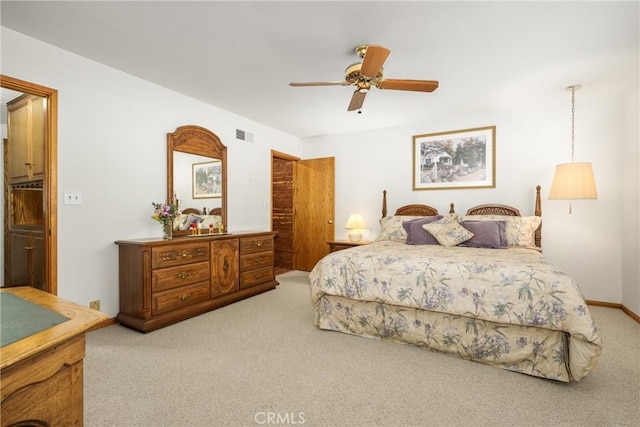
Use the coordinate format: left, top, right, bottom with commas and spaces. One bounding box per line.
289, 45, 439, 112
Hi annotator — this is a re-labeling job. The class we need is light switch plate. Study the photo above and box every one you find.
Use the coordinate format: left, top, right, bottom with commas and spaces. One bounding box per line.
64, 190, 82, 205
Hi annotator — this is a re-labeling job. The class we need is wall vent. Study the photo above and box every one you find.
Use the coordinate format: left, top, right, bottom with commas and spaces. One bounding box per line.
236, 129, 254, 142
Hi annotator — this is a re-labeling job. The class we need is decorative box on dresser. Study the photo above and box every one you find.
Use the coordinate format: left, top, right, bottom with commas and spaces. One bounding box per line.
115, 231, 277, 332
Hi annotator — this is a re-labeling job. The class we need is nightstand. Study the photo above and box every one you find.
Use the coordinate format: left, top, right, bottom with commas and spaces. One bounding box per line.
328, 240, 371, 253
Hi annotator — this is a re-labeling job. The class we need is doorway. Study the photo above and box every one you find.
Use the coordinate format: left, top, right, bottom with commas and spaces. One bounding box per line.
1, 75, 58, 294
271, 151, 335, 272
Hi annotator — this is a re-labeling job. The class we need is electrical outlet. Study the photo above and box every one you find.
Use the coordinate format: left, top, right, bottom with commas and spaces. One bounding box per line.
89, 300, 100, 311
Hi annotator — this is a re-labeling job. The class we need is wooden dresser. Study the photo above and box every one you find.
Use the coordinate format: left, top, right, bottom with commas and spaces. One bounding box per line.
115, 231, 277, 332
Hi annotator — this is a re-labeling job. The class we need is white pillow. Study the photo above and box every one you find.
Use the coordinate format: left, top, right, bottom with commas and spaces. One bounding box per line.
460, 215, 541, 248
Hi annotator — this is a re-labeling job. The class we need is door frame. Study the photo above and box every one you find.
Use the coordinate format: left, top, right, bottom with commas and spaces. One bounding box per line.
270, 150, 300, 271
2, 75, 58, 294
270, 151, 335, 271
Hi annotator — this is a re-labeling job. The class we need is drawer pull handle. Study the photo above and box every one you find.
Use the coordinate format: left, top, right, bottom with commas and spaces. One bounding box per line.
177, 271, 190, 280
256, 241, 263, 247
178, 293, 191, 301
254, 257, 263, 264
255, 273, 263, 279
180, 250, 190, 257
24, 246, 35, 251
223, 255, 230, 280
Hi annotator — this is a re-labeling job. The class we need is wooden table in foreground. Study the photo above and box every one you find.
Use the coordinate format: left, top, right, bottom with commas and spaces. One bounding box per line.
1, 286, 107, 427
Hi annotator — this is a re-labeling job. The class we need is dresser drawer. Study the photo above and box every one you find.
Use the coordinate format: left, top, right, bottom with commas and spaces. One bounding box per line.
240, 266, 274, 289
151, 242, 209, 269
240, 235, 274, 254
152, 261, 210, 293
240, 250, 274, 271
152, 282, 210, 315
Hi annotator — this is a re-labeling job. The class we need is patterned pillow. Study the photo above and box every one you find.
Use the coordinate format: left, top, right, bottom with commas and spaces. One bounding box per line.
199, 215, 222, 229
402, 216, 443, 245
375, 216, 423, 241
461, 215, 541, 248
422, 216, 474, 247
173, 214, 189, 229
183, 213, 204, 230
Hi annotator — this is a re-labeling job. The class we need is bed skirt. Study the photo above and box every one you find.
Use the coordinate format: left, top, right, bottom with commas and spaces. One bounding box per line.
315, 294, 582, 382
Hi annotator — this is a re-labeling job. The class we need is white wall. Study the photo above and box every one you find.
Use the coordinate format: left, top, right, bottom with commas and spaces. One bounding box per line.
3, 26, 638, 317
301, 89, 636, 308
1, 28, 302, 316
621, 77, 640, 315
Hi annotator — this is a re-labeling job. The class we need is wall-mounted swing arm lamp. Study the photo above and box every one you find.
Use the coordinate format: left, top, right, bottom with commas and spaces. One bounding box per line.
548, 85, 598, 213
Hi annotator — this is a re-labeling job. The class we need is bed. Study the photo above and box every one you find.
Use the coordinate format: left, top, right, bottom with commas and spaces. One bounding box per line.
309, 186, 602, 382
173, 207, 222, 231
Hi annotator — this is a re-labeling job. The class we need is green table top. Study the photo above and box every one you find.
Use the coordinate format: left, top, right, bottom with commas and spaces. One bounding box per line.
0, 292, 70, 347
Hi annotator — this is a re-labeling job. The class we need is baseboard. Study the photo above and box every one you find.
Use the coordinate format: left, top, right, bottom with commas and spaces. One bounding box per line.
586, 300, 640, 323
87, 317, 118, 332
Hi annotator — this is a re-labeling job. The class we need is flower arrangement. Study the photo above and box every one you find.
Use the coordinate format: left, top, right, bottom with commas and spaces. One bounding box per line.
151, 198, 180, 228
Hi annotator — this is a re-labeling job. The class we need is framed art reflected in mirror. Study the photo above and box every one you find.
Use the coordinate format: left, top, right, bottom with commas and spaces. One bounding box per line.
192, 160, 222, 199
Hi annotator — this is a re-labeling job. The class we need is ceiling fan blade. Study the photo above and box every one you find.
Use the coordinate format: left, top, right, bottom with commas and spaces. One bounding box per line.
377, 79, 439, 92
360, 45, 390, 78
348, 90, 367, 111
289, 81, 347, 87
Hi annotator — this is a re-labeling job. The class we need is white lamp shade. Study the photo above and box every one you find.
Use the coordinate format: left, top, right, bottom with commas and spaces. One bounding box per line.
549, 162, 597, 199
344, 214, 366, 229
345, 214, 366, 242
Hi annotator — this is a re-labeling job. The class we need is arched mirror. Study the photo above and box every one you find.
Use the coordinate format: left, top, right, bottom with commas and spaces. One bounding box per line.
167, 125, 227, 237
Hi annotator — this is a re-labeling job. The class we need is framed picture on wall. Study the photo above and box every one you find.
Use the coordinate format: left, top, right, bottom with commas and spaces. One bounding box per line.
412, 125, 496, 191
192, 160, 222, 199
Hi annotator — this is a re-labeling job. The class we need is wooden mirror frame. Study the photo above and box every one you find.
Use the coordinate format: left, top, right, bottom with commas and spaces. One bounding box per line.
167, 125, 227, 237
1, 75, 58, 295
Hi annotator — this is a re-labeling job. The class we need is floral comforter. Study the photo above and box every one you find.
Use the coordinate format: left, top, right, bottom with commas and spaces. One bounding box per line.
309, 241, 602, 381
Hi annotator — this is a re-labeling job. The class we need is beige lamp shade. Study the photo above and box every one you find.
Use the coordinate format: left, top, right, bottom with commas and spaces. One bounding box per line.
549, 162, 598, 200
345, 214, 366, 229
345, 214, 366, 242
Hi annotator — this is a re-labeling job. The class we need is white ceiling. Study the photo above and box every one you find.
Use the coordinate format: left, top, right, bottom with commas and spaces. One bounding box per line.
1, 1, 638, 138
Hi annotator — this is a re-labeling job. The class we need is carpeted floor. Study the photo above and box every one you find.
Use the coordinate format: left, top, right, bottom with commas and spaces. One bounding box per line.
84, 271, 640, 426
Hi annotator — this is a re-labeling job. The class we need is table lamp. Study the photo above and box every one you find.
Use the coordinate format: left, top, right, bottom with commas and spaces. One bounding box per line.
345, 214, 366, 242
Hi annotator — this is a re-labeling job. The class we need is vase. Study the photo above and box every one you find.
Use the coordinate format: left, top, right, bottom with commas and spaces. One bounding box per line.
162, 222, 173, 240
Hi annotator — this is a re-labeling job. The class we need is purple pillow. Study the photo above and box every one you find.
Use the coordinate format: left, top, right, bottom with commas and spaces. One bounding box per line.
459, 220, 508, 248
402, 216, 443, 245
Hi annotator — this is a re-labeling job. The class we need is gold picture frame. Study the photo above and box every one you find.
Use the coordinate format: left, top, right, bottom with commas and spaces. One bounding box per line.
192, 160, 222, 199
413, 125, 496, 191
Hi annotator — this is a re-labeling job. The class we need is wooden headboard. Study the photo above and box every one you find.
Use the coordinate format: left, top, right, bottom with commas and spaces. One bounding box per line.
181, 207, 222, 216
465, 185, 542, 248
380, 185, 542, 248
381, 190, 454, 217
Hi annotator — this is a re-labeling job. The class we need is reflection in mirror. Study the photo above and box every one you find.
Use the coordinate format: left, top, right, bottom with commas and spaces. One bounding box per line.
173, 152, 223, 211
167, 125, 227, 237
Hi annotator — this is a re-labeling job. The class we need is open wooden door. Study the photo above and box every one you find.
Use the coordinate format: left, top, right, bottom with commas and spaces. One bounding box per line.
1, 76, 57, 294
293, 157, 335, 271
